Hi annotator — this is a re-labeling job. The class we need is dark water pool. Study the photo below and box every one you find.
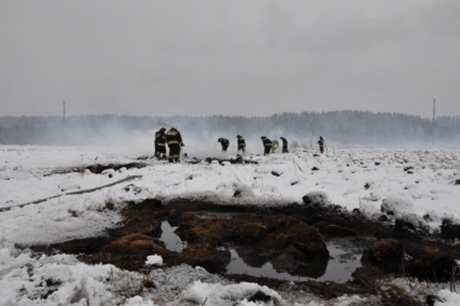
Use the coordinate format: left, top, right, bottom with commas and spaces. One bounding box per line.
159, 221, 365, 283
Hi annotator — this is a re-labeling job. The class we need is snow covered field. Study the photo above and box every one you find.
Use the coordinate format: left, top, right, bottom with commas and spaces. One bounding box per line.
1, 143, 460, 305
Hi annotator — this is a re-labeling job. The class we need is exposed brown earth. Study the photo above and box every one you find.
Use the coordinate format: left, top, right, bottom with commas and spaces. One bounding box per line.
47, 198, 460, 305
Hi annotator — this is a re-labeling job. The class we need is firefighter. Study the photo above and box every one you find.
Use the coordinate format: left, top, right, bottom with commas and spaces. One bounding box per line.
236, 135, 246, 153
166, 126, 184, 163
280, 137, 289, 153
318, 136, 325, 154
218, 138, 229, 152
154, 127, 167, 159
261, 136, 272, 156
271, 140, 279, 153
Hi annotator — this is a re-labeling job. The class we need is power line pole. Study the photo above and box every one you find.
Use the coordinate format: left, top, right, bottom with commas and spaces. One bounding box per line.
63, 100, 66, 145
431, 99, 436, 147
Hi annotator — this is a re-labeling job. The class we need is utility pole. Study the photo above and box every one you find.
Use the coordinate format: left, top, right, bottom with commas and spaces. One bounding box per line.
431, 99, 436, 147
62, 101, 66, 145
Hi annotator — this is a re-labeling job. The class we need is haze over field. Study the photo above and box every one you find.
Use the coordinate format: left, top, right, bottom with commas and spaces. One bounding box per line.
1, 111, 459, 149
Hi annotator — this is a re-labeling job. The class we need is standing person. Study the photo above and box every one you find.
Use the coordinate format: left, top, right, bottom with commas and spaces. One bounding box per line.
154, 127, 167, 159
270, 140, 279, 153
217, 138, 230, 152
280, 137, 289, 153
261, 136, 272, 156
317, 136, 325, 154
236, 135, 246, 153
166, 126, 184, 163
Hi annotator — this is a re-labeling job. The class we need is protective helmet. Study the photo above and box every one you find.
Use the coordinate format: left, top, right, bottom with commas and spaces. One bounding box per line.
261, 136, 266, 139
237, 135, 241, 138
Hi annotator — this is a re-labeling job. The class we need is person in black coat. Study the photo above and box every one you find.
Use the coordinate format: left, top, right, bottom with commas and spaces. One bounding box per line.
218, 138, 230, 151
154, 127, 167, 159
261, 136, 272, 156
166, 126, 184, 162
317, 136, 325, 154
280, 137, 289, 153
236, 135, 246, 153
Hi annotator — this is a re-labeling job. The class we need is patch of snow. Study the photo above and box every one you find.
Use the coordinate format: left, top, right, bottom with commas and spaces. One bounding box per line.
146, 255, 163, 266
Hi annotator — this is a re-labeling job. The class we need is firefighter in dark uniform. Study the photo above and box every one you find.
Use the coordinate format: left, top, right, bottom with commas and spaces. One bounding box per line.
261, 136, 272, 156
236, 135, 246, 153
166, 126, 184, 163
218, 138, 230, 152
154, 127, 167, 159
280, 137, 289, 153
318, 136, 325, 154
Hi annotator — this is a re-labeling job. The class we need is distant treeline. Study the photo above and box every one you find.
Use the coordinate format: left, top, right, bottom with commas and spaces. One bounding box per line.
0, 111, 459, 146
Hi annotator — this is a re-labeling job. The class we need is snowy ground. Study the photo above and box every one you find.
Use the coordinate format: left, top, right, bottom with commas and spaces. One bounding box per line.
1, 142, 460, 305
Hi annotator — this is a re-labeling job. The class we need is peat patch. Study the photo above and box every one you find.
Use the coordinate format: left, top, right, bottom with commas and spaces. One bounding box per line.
45, 199, 460, 303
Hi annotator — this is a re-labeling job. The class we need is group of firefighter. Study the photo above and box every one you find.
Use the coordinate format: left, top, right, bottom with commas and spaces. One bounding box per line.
154, 126, 183, 163
155, 126, 326, 163
216, 136, 285, 155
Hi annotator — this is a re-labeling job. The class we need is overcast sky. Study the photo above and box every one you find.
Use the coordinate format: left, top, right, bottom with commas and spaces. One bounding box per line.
1, 0, 459, 118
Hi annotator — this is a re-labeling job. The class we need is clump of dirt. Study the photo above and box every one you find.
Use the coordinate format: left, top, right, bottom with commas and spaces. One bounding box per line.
93, 233, 168, 270
411, 245, 458, 282
368, 238, 404, 273
45, 198, 460, 304
176, 243, 231, 273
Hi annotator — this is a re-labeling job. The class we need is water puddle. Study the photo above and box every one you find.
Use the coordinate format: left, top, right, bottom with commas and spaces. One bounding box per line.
226, 240, 363, 283
160, 221, 187, 252
315, 242, 364, 283
159, 221, 365, 283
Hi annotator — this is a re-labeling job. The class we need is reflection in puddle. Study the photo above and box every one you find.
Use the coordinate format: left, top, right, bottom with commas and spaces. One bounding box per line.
159, 221, 364, 283
160, 221, 187, 252
226, 240, 363, 284
226, 248, 312, 282
315, 244, 362, 283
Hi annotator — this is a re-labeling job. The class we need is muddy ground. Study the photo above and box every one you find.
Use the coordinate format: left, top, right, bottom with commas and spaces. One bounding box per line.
39, 192, 460, 306
27, 161, 460, 305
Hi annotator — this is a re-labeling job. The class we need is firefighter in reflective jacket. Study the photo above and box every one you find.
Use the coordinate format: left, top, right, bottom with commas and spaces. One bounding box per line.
218, 138, 229, 151
154, 127, 167, 159
280, 137, 289, 153
236, 135, 246, 153
166, 126, 184, 163
261, 136, 272, 155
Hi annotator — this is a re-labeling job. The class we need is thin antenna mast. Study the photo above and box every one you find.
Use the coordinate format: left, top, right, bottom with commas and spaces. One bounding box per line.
431, 99, 436, 146
62, 101, 66, 144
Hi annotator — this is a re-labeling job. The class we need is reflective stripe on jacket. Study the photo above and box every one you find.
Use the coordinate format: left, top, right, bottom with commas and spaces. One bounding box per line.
155, 132, 166, 146
166, 128, 183, 145
263, 138, 272, 147
237, 136, 246, 147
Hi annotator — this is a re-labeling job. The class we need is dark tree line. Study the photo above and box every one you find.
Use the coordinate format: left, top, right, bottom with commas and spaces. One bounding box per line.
0, 111, 459, 146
